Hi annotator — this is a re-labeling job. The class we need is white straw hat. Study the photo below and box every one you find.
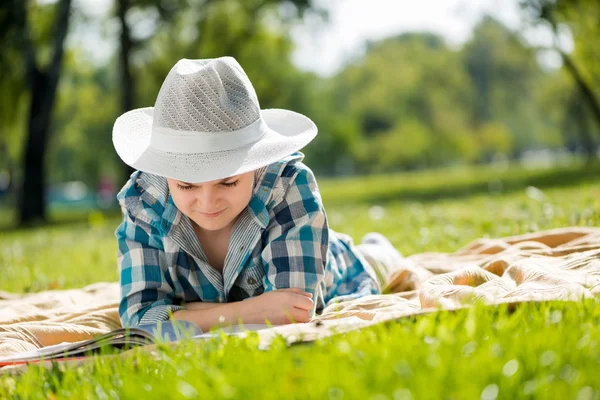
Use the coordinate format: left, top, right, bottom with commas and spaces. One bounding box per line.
112, 57, 317, 183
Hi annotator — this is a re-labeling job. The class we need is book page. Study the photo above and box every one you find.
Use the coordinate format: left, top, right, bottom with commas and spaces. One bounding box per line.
0, 341, 87, 363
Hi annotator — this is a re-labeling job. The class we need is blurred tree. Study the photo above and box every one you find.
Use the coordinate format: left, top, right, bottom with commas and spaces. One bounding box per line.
533, 68, 577, 151
563, 88, 596, 153
6, 0, 587, 209
116, 0, 135, 184
0, 8, 26, 201
49, 58, 120, 187
520, 0, 600, 158
318, 21, 561, 173
463, 17, 546, 159
0, 0, 73, 225
114, 0, 188, 184
329, 33, 478, 172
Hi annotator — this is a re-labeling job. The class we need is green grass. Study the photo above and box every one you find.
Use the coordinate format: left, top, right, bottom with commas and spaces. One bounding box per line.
318, 159, 600, 206
1, 164, 599, 398
0, 211, 120, 293
3, 301, 600, 399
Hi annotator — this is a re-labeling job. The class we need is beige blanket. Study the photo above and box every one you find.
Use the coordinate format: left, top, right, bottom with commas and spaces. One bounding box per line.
2, 227, 599, 360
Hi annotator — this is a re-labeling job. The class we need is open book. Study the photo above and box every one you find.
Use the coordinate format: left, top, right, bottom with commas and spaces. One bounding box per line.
0, 321, 271, 367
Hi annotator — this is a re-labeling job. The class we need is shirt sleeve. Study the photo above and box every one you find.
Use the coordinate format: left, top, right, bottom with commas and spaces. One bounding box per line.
116, 210, 185, 327
260, 166, 328, 317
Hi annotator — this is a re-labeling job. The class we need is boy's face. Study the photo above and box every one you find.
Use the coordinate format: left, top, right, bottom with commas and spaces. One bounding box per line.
167, 171, 255, 233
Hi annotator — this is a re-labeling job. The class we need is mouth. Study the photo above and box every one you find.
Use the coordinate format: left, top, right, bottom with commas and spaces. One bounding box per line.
198, 209, 225, 218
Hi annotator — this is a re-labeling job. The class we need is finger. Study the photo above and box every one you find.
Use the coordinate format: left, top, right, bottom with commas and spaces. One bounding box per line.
283, 307, 309, 324
292, 294, 314, 311
290, 308, 311, 323
277, 302, 312, 324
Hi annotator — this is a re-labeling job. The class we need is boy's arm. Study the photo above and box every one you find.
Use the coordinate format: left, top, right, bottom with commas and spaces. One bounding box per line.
117, 212, 184, 327
260, 166, 328, 317
171, 302, 247, 332
173, 289, 314, 331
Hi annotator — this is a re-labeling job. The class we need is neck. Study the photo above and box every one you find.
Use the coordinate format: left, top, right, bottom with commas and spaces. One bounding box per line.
192, 216, 239, 242
193, 223, 225, 240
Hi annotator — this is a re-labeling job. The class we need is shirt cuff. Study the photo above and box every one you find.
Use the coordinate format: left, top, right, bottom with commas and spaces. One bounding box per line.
139, 305, 186, 325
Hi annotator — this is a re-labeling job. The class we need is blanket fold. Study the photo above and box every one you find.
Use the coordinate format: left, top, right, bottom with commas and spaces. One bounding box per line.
2, 227, 599, 359
0, 283, 121, 357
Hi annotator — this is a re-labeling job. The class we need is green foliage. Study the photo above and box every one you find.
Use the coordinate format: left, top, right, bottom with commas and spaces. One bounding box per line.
49, 55, 121, 185
134, 0, 316, 109
464, 17, 553, 154
319, 17, 571, 173
521, 0, 600, 88
566, 1, 600, 91
1, 0, 599, 195
330, 33, 478, 170
520, 0, 600, 150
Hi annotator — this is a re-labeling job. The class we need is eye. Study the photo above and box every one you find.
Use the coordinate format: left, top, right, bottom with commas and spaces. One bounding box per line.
176, 184, 193, 191
220, 180, 240, 188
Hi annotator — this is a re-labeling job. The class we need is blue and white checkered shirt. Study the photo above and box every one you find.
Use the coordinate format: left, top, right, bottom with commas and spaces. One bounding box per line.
116, 152, 379, 327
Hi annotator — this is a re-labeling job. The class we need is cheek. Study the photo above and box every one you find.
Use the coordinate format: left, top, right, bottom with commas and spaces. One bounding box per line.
232, 186, 253, 209
171, 192, 195, 212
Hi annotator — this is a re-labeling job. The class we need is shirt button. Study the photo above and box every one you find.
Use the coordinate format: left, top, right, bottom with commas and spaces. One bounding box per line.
247, 277, 257, 285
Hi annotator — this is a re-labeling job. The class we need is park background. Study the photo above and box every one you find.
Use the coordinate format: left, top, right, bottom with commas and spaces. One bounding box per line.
1, 1, 600, 398
0, 0, 598, 227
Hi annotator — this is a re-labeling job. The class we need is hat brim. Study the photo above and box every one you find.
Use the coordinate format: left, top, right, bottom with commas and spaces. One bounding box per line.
113, 108, 317, 183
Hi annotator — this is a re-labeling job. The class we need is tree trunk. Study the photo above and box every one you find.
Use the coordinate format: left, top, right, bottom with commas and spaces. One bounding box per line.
560, 50, 600, 136
544, 10, 600, 152
0, 140, 13, 199
18, 0, 72, 226
563, 88, 596, 159
20, 70, 50, 224
117, 0, 136, 186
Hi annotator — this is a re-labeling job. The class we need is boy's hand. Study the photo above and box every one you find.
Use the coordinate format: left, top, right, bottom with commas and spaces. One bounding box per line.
245, 288, 314, 325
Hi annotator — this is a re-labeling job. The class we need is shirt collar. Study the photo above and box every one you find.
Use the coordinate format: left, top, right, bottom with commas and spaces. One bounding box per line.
247, 152, 304, 228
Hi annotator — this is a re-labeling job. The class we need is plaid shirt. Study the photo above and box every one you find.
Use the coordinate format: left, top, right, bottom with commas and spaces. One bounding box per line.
116, 152, 379, 327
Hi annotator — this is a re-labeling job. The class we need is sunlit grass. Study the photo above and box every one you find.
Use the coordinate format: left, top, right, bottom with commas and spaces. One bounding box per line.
1, 301, 598, 399
1, 164, 599, 398
0, 211, 119, 293
319, 159, 600, 206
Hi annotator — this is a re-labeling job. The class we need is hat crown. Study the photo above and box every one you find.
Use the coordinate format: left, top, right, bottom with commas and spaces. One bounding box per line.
153, 57, 261, 133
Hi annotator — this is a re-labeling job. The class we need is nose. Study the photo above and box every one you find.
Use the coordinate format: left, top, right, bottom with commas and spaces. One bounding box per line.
195, 185, 220, 211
